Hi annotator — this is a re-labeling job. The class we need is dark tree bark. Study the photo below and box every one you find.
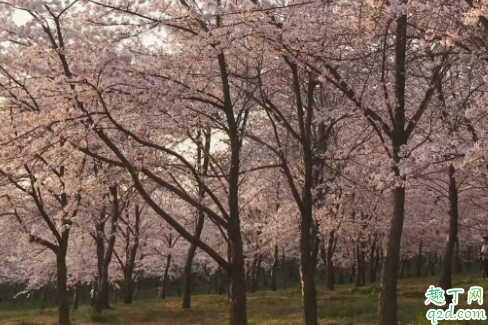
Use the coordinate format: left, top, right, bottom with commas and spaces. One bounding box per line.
373, 247, 381, 283
250, 254, 262, 293
182, 130, 210, 309
417, 241, 423, 278
399, 258, 406, 280
227, 213, 248, 325
327, 231, 335, 290
282, 248, 286, 290
72, 282, 80, 311
378, 9, 408, 325
161, 254, 172, 300
133, 279, 139, 301
245, 261, 251, 292
57, 247, 70, 325
377, 6, 447, 323
439, 164, 459, 306
95, 186, 120, 313
350, 264, 356, 284
182, 208, 205, 307
377, 10, 410, 319
369, 235, 378, 283
356, 241, 366, 287
117, 204, 142, 305
454, 237, 462, 275
271, 244, 279, 291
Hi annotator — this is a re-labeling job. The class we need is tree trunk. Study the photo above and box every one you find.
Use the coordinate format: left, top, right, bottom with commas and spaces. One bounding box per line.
300, 257, 318, 325
439, 164, 459, 306
218, 268, 226, 295
124, 275, 133, 304
416, 241, 423, 278
97, 271, 111, 311
271, 245, 279, 291
227, 221, 248, 325
246, 260, 253, 292
298, 207, 319, 325
406, 259, 411, 278
374, 247, 380, 282
72, 282, 80, 311
182, 130, 209, 308
378, 10, 408, 325
40, 285, 48, 311
57, 252, 70, 325
327, 231, 335, 290
350, 264, 356, 284
356, 242, 366, 287
399, 258, 406, 280
182, 210, 205, 308
320, 243, 326, 281
123, 204, 140, 305
369, 236, 377, 283
112, 286, 117, 305
215, 269, 221, 294
337, 269, 344, 285
207, 275, 212, 294
430, 258, 436, 276
252, 255, 262, 293
162, 254, 172, 300
466, 246, 472, 273
454, 237, 462, 274
378, 185, 405, 325
282, 248, 286, 290
133, 279, 139, 301
95, 189, 120, 313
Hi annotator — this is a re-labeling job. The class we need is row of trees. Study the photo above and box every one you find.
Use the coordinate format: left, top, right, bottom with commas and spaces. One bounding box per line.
1, 1, 488, 325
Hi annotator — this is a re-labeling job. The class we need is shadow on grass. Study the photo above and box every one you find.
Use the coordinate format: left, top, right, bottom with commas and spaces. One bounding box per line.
1, 275, 488, 325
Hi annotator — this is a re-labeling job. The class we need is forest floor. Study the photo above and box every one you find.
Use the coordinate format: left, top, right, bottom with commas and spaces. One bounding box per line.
1, 275, 487, 325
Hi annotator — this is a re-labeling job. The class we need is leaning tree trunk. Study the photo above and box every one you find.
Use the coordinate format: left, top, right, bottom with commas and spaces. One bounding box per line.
56, 249, 70, 325
161, 254, 172, 300
124, 204, 140, 305
182, 209, 205, 308
182, 131, 210, 308
439, 164, 459, 306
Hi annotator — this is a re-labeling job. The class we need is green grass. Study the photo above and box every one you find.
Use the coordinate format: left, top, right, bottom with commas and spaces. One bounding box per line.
1, 275, 487, 325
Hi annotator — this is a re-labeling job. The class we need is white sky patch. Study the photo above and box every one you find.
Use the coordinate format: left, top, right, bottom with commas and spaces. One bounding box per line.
12, 10, 31, 26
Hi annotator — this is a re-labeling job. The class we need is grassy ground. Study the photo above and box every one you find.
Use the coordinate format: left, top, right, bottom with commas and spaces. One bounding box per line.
1, 275, 487, 325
